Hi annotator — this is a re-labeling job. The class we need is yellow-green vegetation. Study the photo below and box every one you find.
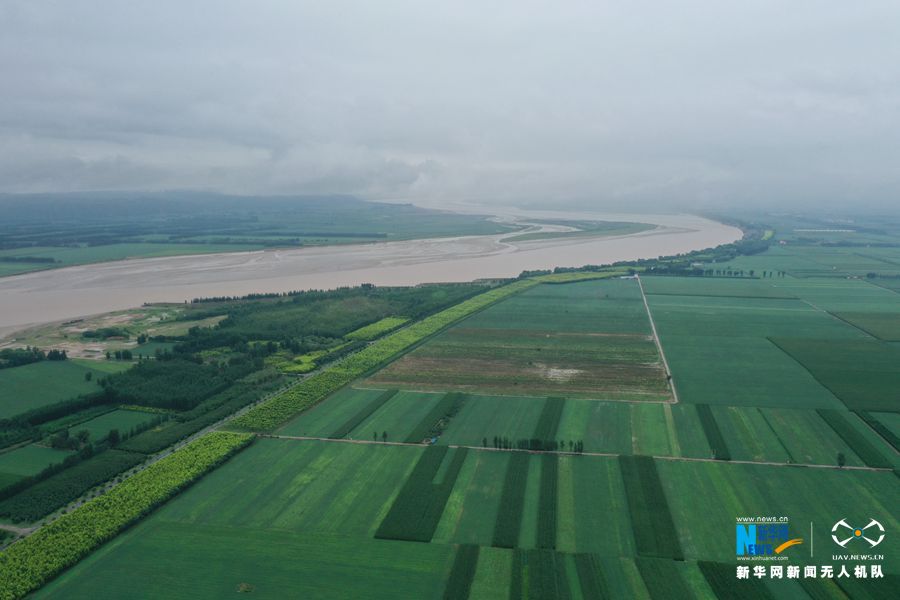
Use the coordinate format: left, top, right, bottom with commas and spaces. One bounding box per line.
266, 349, 327, 374
345, 316, 410, 340
0, 431, 253, 600
230, 280, 538, 431
532, 269, 630, 283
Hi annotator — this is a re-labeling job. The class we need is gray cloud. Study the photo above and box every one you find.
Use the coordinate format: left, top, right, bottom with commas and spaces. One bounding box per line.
2, 1, 899, 211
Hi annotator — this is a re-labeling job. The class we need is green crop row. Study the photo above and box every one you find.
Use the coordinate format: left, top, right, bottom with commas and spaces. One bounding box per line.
619, 455, 684, 560
375, 446, 468, 542
635, 558, 693, 600
510, 549, 573, 600
533, 397, 566, 442
442, 544, 480, 600
537, 454, 558, 550
0, 431, 254, 600
345, 316, 410, 341
855, 410, 900, 452
328, 389, 398, 439
817, 409, 892, 468
573, 554, 610, 599
231, 280, 538, 431
492, 452, 530, 548
403, 392, 467, 443
695, 404, 732, 461
698, 561, 774, 600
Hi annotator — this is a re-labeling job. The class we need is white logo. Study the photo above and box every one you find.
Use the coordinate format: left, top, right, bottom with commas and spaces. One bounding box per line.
831, 519, 885, 548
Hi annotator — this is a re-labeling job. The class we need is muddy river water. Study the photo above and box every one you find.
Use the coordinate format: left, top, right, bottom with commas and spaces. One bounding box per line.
0, 209, 740, 338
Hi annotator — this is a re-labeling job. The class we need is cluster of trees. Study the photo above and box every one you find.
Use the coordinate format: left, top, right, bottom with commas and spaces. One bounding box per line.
98, 359, 242, 410
232, 281, 534, 431
485, 436, 585, 453
49, 428, 91, 450
0, 346, 66, 369
0, 432, 254, 599
82, 327, 129, 340
105, 349, 133, 361
0, 255, 57, 263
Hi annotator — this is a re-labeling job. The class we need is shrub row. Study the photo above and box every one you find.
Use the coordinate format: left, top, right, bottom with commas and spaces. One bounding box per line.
404, 392, 468, 443
533, 397, 565, 442
375, 446, 468, 542
695, 404, 732, 461
328, 389, 398, 439
817, 409, 892, 468
537, 454, 559, 550
492, 452, 530, 548
618, 455, 684, 560
0, 431, 254, 600
442, 544, 480, 600
345, 316, 410, 341
855, 410, 900, 452
0, 450, 145, 523
635, 557, 694, 600
231, 280, 537, 431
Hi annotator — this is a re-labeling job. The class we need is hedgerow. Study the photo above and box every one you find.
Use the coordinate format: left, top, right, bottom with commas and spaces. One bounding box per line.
492, 452, 530, 548
0, 431, 253, 600
375, 447, 468, 542
817, 409, 892, 468
403, 392, 467, 443
618, 455, 684, 560
695, 404, 731, 461
442, 544, 480, 600
0, 450, 145, 523
231, 280, 537, 431
328, 389, 398, 439
537, 454, 559, 549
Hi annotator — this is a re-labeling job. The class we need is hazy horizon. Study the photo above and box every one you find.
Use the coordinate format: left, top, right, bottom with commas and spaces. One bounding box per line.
2, 1, 899, 213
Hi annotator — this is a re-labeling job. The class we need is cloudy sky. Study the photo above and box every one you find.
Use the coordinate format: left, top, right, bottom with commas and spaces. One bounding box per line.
2, 1, 899, 210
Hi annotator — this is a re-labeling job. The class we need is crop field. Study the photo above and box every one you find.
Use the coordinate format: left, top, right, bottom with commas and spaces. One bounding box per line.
0, 360, 122, 419
645, 292, 859, 408
367, 279, 672, 401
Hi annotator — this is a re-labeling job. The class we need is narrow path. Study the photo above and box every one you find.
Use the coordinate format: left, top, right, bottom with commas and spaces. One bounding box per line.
261, 434, 892, 472
635, 275, 679, 403
0, 523, 34, 536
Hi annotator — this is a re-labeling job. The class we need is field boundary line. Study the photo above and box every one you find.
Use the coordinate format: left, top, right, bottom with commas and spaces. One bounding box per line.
636, 275, 678, 404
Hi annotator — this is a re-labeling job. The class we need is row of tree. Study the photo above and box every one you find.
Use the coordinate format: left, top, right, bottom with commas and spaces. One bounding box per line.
485, 436, 585, 454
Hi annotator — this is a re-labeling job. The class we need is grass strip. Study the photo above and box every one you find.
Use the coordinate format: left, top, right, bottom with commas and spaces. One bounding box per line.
442, 544, 480, 600
695, 404, 732, 461
231, 280, 538, 431
635, 557, 693, 600
536, 454, 558, 549
618, 455, 684, 560
375, 446, 468, 542
698, 561, 775, 600
817, 409, 892, 468
328, 389, 398, 439
0, 431, 254, 600
492, 453, 530, 548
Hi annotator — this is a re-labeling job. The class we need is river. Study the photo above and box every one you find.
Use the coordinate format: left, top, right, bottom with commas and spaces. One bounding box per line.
0, 209, 740, 338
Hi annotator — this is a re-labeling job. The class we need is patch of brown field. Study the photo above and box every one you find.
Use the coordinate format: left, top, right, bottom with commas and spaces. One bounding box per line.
367, 354, 671, 400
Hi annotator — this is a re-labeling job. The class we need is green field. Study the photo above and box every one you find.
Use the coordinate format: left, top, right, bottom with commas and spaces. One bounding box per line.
0, 360, 128, 419
368, 279, 672, 401
0, 444, 74, 487
66, 409, 160, 443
